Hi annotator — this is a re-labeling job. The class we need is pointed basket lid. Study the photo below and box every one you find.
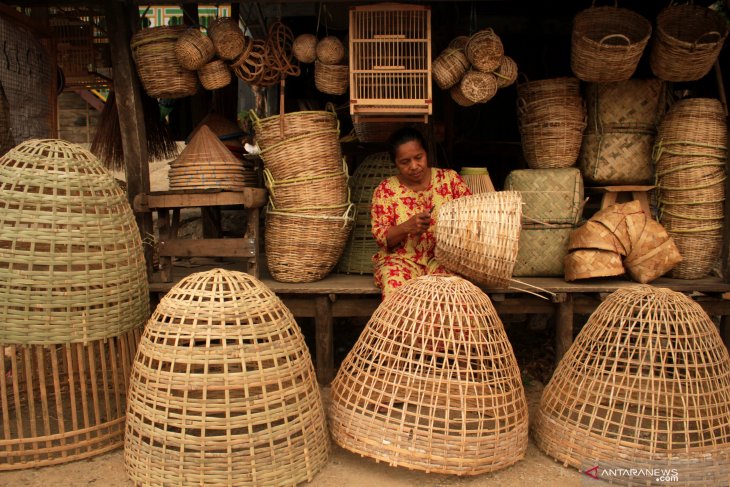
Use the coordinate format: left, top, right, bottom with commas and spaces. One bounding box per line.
172, 124, 242, 169
185, 112, 243, 145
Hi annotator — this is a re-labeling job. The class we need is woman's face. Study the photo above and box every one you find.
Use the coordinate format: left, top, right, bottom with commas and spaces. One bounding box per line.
394, 140, 429, 186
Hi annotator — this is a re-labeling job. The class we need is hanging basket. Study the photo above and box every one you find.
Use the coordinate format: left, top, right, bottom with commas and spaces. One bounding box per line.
571, 6, 651, 82
208, 17, 247, 60
230, 38, 264, 84
292, 33, 317, 63
464, 28, 504, 73
460, 70, 498, 103
175, 27, 215, 70
450, 83, 476, 107
432, 48, 470, 90
494, 55, 518, 88
198, 59, 232, 90
316, 36, 345, 65
314, 61, 349, 95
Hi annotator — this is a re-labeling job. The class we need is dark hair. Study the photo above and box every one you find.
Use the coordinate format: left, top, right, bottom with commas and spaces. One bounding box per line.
387, 127, 428, 163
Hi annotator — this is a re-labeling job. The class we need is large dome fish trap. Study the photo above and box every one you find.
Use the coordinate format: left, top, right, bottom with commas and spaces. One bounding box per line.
330, 275, 528, 475
124, 269, 330, 486
0, 139, 149, 469
533, 286, 730, 485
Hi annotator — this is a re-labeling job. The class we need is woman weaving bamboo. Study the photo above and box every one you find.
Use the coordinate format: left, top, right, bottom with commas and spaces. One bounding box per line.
370, 128, 472, 299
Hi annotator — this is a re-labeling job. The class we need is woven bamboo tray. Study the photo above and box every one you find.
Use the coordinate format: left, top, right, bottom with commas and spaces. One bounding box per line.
504, 168, 583, 225
435, 191, 522, 287
131, 26, 198, 99
579, 131, 655, 185
124, 269, 330, 486
0, 139, 150, 345
534, 286, 730, 483
513, 225, 574, 277
1, 327, 141, 470
330, 275, 528, 475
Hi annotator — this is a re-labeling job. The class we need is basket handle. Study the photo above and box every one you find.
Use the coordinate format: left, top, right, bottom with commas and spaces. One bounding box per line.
249, 110, 261, 124
694, 31, 722, 47
599, 33, 631, 46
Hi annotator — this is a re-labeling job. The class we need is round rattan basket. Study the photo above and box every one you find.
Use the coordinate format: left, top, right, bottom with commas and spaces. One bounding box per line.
175, 27, 215, 70
330, 275, 528, 475
650, 4, 728, 82
314, 61, 349, 95
450, 83, 476, 107
533, 286, 730, 484
124, 269, 330, 486
465, 28, 504, 73
264, 159, 349, 210
250, 108, 338, 149
316, 36, 345, 65
449, 35, 470, 50
460, 70, 498, 104
433, 48, 470, 90
292, 33, 317, 63
571, 6, 651, 82
494, 55, 518, 88
435, 191, 522, 287
131, 25, 198, 99
259, 128, 343, 181
198, 59, 231, 90
208, 17, 247, 60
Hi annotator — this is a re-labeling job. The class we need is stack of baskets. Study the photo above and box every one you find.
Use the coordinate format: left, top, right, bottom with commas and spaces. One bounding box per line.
517, 77, 586, 168
252, 109, 354, 282
580, 79, 667, 185
505, 168, 584, 277
433, 30, 518, 107
296, 35, 348, 96
460, 166, 495, 193
654, 98, 727, 279
338, 152, 399, 274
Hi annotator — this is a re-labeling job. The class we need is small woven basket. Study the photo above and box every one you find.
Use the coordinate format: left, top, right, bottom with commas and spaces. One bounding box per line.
435, 191, 522, 287
563, 249, 624, 281
198, 59, 232, 90
316, 36, 345, 65
534, 286, 730, 483
450, 83, 476, 107
465, 28, 504, 72
432, 48, 470, 90
292, 33, 317, 63
448, 35, 470, 50
314, 61, 349, 95
330, 275, 528, 475
131, 25, 198, 99
124, 269, 330, 486
175, 27, 215, 70
650, 4, 728, 82
208, 17, 247, 60
571, 6, 651, 82
494, 55, 518, 88
460, 70, 498, 103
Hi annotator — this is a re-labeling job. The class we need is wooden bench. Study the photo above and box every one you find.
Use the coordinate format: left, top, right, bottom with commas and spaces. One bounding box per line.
149, 264, 730, 384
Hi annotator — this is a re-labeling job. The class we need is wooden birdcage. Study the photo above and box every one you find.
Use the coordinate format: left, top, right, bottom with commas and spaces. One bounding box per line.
349, 3, 432, 123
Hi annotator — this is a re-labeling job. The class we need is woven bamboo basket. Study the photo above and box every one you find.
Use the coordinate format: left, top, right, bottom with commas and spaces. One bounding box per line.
579, 131, 655, 185
175, 27, 215, 70
494, 56, 518, 88
208, 17, 247, 60
571, 6, 651, 82
460, 70, 498, 103
266, 205, 354, 282
585, 79, 667, 131
0, 139, 150, 344
124, 269, 330, 486
435, 191, 522, 288
504, 168, 583, 225
264, 160, 349, 210
568, 220, 626, 255
314, 61, 349, 95
533, 286, 730, 483
1, 327, 141, 470
250, 108, 338, 150
650, 4, 728, 82
516, 77, 581, 104
450, 83, 476, 107
668, 232, 722, 279
130, 26, 198, 99
316, 36, 345, 65
460, 167, 495, 193
230, 38, 264, 84
292, 33, 317, 63
448, 35, 470, 50
563, 249, 624, 281
259, 129, 343, 181
513, 224, 574, 277
623, 219, 682, 283
433, 48, 470, 90
330, 275, 528, 475
198, 59, 231, 90
465, 28, 504, 73
520, 120, 585, 169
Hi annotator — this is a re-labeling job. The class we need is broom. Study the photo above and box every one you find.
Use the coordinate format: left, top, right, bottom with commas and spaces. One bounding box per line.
90, 90, 179, 171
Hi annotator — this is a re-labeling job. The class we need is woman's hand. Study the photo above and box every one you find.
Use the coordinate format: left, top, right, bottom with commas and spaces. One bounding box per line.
385, 212, 431, 249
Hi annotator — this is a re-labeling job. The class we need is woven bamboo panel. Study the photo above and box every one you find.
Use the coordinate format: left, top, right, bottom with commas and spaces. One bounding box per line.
0, 139, 149, 345
125, 269, 329, 486
579, 132, 655, 185
0, 328, 141, 470
330, 275, 528, 475
564, 249, 624, 281
534, 286, 730, 483
504, 168, 583, 225
513, 225, 573, 277
585, 79, 666, 131
435, 192, 522, 287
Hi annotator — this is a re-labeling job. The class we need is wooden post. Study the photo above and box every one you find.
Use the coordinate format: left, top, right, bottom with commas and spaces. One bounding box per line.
315, 295, 335, 384
722, 315, 730, 352
554, 293, 573, 365
105, 1, 154, 276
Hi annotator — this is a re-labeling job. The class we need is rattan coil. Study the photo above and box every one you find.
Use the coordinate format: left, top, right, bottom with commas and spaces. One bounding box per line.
265, 205, 354, 282
0, 139, 149, 345
292, 33, 317, 63
316, 36, 345, 65
494, 55, 518, 88
264, 159, 349, 210
435, 191, 522, 287
198, 59, 231, 90
465, 28, 504, 73
314, 61, 349, 95
124, 269, 330, 486
534, 286, 730, 484
450, 83, 476, 107
175, 27, 215, 70
432, 48, 470, 90
130, 26, 198, 99
504, 168, 583, 225
460, 70, 498, 103
208, 17, 247, 60
330, 275, 528, 475
460, 167, 495, 193
650, 4, 728, 82
250, 108, 338, 149
571, 6, 651, 82
513, 224, 574, 277
264, 21, 299, 78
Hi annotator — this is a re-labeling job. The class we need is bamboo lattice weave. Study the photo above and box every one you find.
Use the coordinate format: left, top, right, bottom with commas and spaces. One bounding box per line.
534, 286, 730, 484
330, 275, 528, 475
124, 269, 330, 486
504, 168, 583, 225
0, 139, 149, 344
